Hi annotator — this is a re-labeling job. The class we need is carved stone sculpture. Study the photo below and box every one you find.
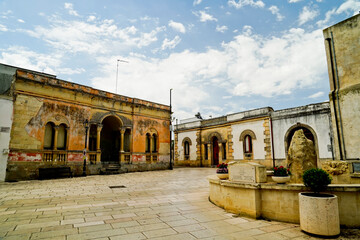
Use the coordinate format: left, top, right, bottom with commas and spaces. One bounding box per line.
322, 161, 348, 175
287, 129, 317, 183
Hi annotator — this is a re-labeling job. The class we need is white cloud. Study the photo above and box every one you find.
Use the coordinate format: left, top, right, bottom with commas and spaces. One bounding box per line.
91, 26, 327, 119
193, 10, 218, 22
216, 25, 228, 33
289, 0, 302, 3
17, 19, 25, 23
64, 3, 79, 16
298, 6, 319, 25
228, 0, 265, 9
308, 91, 324, 98
193, 0, 202, 6
269, 6, 284, 21
317, 0, 360, 27
161, 36, 181, 50
24, 18, 162, 55
0, 24, 8, 32
87, 15, 96, 22
168, 20, 186, 33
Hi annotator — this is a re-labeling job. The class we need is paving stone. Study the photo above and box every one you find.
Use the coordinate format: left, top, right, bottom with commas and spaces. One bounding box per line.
109, 232, 146, 240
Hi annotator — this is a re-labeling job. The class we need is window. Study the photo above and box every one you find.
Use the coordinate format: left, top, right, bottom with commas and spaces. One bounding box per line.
44, 122, 55, 149
152, 134, 157, 152
184, 141, 190, 160
244, 135, 252, 153
124, 129, 131, 152
145, 133, 151, 153
204, 144, 208, 160
56, 124, 67, 150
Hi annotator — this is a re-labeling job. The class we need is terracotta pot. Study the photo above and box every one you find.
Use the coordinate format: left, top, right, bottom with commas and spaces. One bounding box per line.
217, 173, 229, 180
299, 192, 340, 236
272, 175, 290, 184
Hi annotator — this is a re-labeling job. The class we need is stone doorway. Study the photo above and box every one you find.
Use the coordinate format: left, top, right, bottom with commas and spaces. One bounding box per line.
100, 116, 121, 163
212, 137, 219, 166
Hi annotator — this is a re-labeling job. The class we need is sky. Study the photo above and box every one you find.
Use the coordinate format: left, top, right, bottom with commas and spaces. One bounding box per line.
0, 0, 359, 122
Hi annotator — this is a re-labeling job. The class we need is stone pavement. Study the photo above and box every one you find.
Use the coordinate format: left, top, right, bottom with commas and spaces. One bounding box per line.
0, 168, 356, 240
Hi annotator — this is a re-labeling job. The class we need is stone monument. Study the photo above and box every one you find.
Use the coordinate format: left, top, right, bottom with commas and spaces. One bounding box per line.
287, 129, 317, 183
228, 162, 267, 183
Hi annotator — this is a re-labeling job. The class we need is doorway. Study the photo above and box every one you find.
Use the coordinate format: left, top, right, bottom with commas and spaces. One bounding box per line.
212, 137, 219, 166
100, 116, 121, 163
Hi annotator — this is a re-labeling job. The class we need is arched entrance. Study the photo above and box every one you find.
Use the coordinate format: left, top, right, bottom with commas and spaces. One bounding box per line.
285, 124, 318, 161
100, 116, 122, 163
212, 137, 219, 166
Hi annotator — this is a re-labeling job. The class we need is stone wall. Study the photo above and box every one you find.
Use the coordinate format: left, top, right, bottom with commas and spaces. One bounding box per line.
323, 14, 360, 161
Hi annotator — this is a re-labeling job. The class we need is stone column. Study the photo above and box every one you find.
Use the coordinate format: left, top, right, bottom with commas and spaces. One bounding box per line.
120, 128, 125, 163
96, 124, 103, 163
207, 144, 211, 166
218, 142, 222, 162
201, 144, 205, 167
53, 126, 59, 150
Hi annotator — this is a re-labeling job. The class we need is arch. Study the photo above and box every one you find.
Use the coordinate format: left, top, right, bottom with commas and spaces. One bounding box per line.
239, 129, 257, 141
182, 137, 192, 146
46, 114, 70, 127
284, 123, 319, 158
100, 115, 122, 162
207, 132, 223, 143
91, 112, 132, 127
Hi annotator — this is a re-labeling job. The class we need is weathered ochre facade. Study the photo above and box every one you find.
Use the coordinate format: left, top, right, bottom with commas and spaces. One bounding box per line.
3, 65, 170, 181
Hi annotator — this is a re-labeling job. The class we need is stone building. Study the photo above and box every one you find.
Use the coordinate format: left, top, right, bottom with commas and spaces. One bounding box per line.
0, 63, 171, 181
174, 103, 333, 169
323, 14, 360, 163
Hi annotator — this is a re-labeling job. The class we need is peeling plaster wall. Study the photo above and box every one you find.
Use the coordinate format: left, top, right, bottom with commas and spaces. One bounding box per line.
0, 97, 12, 181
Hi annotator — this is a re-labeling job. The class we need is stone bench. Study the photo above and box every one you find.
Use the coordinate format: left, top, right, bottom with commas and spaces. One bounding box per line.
39, 167, 73, 180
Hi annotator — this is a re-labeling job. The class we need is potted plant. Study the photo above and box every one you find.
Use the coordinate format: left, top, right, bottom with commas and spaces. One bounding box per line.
216, 163, 228, 179
299, 168, 340, 237
271, 166, 291, 184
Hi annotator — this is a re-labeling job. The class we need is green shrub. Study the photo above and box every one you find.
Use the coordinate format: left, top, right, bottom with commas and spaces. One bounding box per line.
303, 168, 332, 194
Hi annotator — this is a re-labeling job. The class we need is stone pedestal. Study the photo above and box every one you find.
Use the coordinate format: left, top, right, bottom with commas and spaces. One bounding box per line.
228, 162, 267, 183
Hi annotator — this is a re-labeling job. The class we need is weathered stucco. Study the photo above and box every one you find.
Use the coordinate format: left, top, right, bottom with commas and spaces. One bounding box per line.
2, 65, 171, 181
0, 97, 12, 181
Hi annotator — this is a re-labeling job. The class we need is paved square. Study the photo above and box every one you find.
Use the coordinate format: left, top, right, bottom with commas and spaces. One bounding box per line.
0, 168, 350, 239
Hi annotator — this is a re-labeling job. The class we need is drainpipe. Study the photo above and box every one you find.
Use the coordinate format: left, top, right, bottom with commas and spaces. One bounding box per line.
326, 36, 344, 160
327, 34, 346, 160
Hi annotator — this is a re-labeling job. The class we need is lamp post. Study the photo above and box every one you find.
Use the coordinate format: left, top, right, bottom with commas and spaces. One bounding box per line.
169, 88, 173, 170
116, 59, 129, 94
83, 119, 89, 176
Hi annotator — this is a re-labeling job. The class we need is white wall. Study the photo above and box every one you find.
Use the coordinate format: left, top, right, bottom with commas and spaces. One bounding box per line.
177, 131, 197, 161
231, 120, 266, 160
0, 97, 13, 181
272, 113, 332, 159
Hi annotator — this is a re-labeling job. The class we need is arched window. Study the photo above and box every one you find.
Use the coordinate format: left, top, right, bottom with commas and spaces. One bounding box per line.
244, 135, 252, 153
145, 133, 151, 153
152, 134, 157, 152
44, 122, 55, 149
184, 141, 190, 160
57, 124, 67, 150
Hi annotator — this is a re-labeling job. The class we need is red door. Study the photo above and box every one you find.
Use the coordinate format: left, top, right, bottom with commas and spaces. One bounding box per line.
213, 137, 219, 165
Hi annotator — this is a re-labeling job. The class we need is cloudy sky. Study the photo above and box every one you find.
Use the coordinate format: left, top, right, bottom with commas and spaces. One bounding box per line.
1, 0, 359, 121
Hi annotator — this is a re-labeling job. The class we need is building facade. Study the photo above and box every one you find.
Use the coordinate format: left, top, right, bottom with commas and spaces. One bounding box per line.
0, 64, 171, 181
174, 103, 333, 169
323, 14, 360, 162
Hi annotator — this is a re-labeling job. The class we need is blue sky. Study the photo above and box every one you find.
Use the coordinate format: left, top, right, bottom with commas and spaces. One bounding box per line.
1, 0, 359, 121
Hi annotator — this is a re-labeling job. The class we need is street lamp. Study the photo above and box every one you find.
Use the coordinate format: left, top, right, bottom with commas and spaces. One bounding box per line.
116, 59, 129, 94
169, 88, 173, 170
83, 119, 89, 176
